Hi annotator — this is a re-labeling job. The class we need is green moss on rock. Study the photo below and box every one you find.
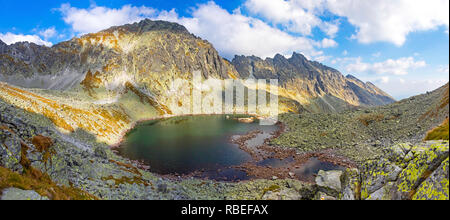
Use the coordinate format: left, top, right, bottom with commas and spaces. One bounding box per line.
412, 157, 449, 200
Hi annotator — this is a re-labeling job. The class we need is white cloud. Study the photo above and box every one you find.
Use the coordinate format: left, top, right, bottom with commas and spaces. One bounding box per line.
374, 78, 448, 99
345, 57, 426, 75
0, 32, 53, 46
320, 38, 338, 48
244, 0, 319, 35
372, 52, 381, 58
155, 2, 321, 59
39, 27, 57, 40
55, 1, 448, 61
320, 21, 340, 38
57, 2, 322, 59
354, 75, 448, 99
243, 0, 339, 37
325, 0, 449, 46
438, 65, 449, 74
244, 0, 449, 46
243, 0, 449, 46
58, 3, 156, 34
314, 55, 331, 62
379, 76, 390, 84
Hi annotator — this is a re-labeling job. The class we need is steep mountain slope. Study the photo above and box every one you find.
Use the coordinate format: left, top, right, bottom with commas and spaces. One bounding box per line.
0, 20, 234, 99
345, 74, 395, 105
0, 20, 289, 143
273, 83, 449, 162
232, 54, 395, 112
1, 19, 393, 143
0, 40, 6, 53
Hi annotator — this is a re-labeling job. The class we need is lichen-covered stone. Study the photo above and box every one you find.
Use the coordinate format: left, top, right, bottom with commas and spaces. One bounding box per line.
221, 179, 316, 200
94, 146, 108, 160
0, 133, 23, 172
262, 188, 302, 200
316, 170, 343, 197
314, 191, 337, 200
392, 141, 449, 200
1, 187, 49, 200
273, 84, 449, 164
366, 182, 394, 200
359, 158, 402, 199
344, 141, 449, 200
412, 157, 449, 200
341, 168, 360, 200
383, 143, 413, 167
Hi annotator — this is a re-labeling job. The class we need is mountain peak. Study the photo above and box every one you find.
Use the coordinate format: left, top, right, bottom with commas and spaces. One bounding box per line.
291, 52, 307, 61
232, 51, 395, 110
273, 53, 287, 61
346, 74, 363, 83
1, 19, 395, 114
104, 19, 190, 35
0, 39, 6, 52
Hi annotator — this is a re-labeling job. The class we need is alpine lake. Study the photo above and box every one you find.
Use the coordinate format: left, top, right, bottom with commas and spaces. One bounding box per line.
117, 115, 345, 182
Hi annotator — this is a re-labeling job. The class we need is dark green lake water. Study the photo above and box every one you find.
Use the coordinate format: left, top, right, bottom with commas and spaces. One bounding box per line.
118, 115, 277, 180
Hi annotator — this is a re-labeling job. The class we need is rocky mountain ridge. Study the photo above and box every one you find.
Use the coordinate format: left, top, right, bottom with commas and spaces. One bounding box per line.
0, 20, 247, 143
1, 19, 392, 112
232, 53, 395, 112
0, 19, 397, 144
0, 40, 6, 53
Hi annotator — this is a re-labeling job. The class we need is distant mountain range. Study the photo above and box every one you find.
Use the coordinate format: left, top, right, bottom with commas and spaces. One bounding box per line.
1, 19, 394, 108
232, 53, 395, 112
0, 19, 396, 143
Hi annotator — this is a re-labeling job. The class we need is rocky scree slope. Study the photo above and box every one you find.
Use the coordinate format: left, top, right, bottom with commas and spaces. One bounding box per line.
1, 91, 447, 200
270, 83, 449, 200
0, 98, 326, 200
0, 80, 448, 200
272, 83, 449, 163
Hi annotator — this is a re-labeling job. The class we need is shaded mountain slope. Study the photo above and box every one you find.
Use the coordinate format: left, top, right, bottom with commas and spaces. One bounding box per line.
232, 54, 395, 112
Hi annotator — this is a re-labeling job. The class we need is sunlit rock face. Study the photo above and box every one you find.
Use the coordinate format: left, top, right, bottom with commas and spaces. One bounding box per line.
0, 20, 246, 143
232, 53, 395, 113
0, 20, 238, 107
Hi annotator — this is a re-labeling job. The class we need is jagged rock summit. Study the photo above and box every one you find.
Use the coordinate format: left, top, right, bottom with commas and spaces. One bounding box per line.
0, 40, 7, 53
232, 52, 395, 112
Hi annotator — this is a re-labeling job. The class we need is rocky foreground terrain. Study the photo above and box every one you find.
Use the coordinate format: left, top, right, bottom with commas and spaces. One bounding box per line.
0, 19, 448, 200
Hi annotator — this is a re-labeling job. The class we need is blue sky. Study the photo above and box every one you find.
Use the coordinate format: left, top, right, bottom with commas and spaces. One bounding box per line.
0, 0, 448, 99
